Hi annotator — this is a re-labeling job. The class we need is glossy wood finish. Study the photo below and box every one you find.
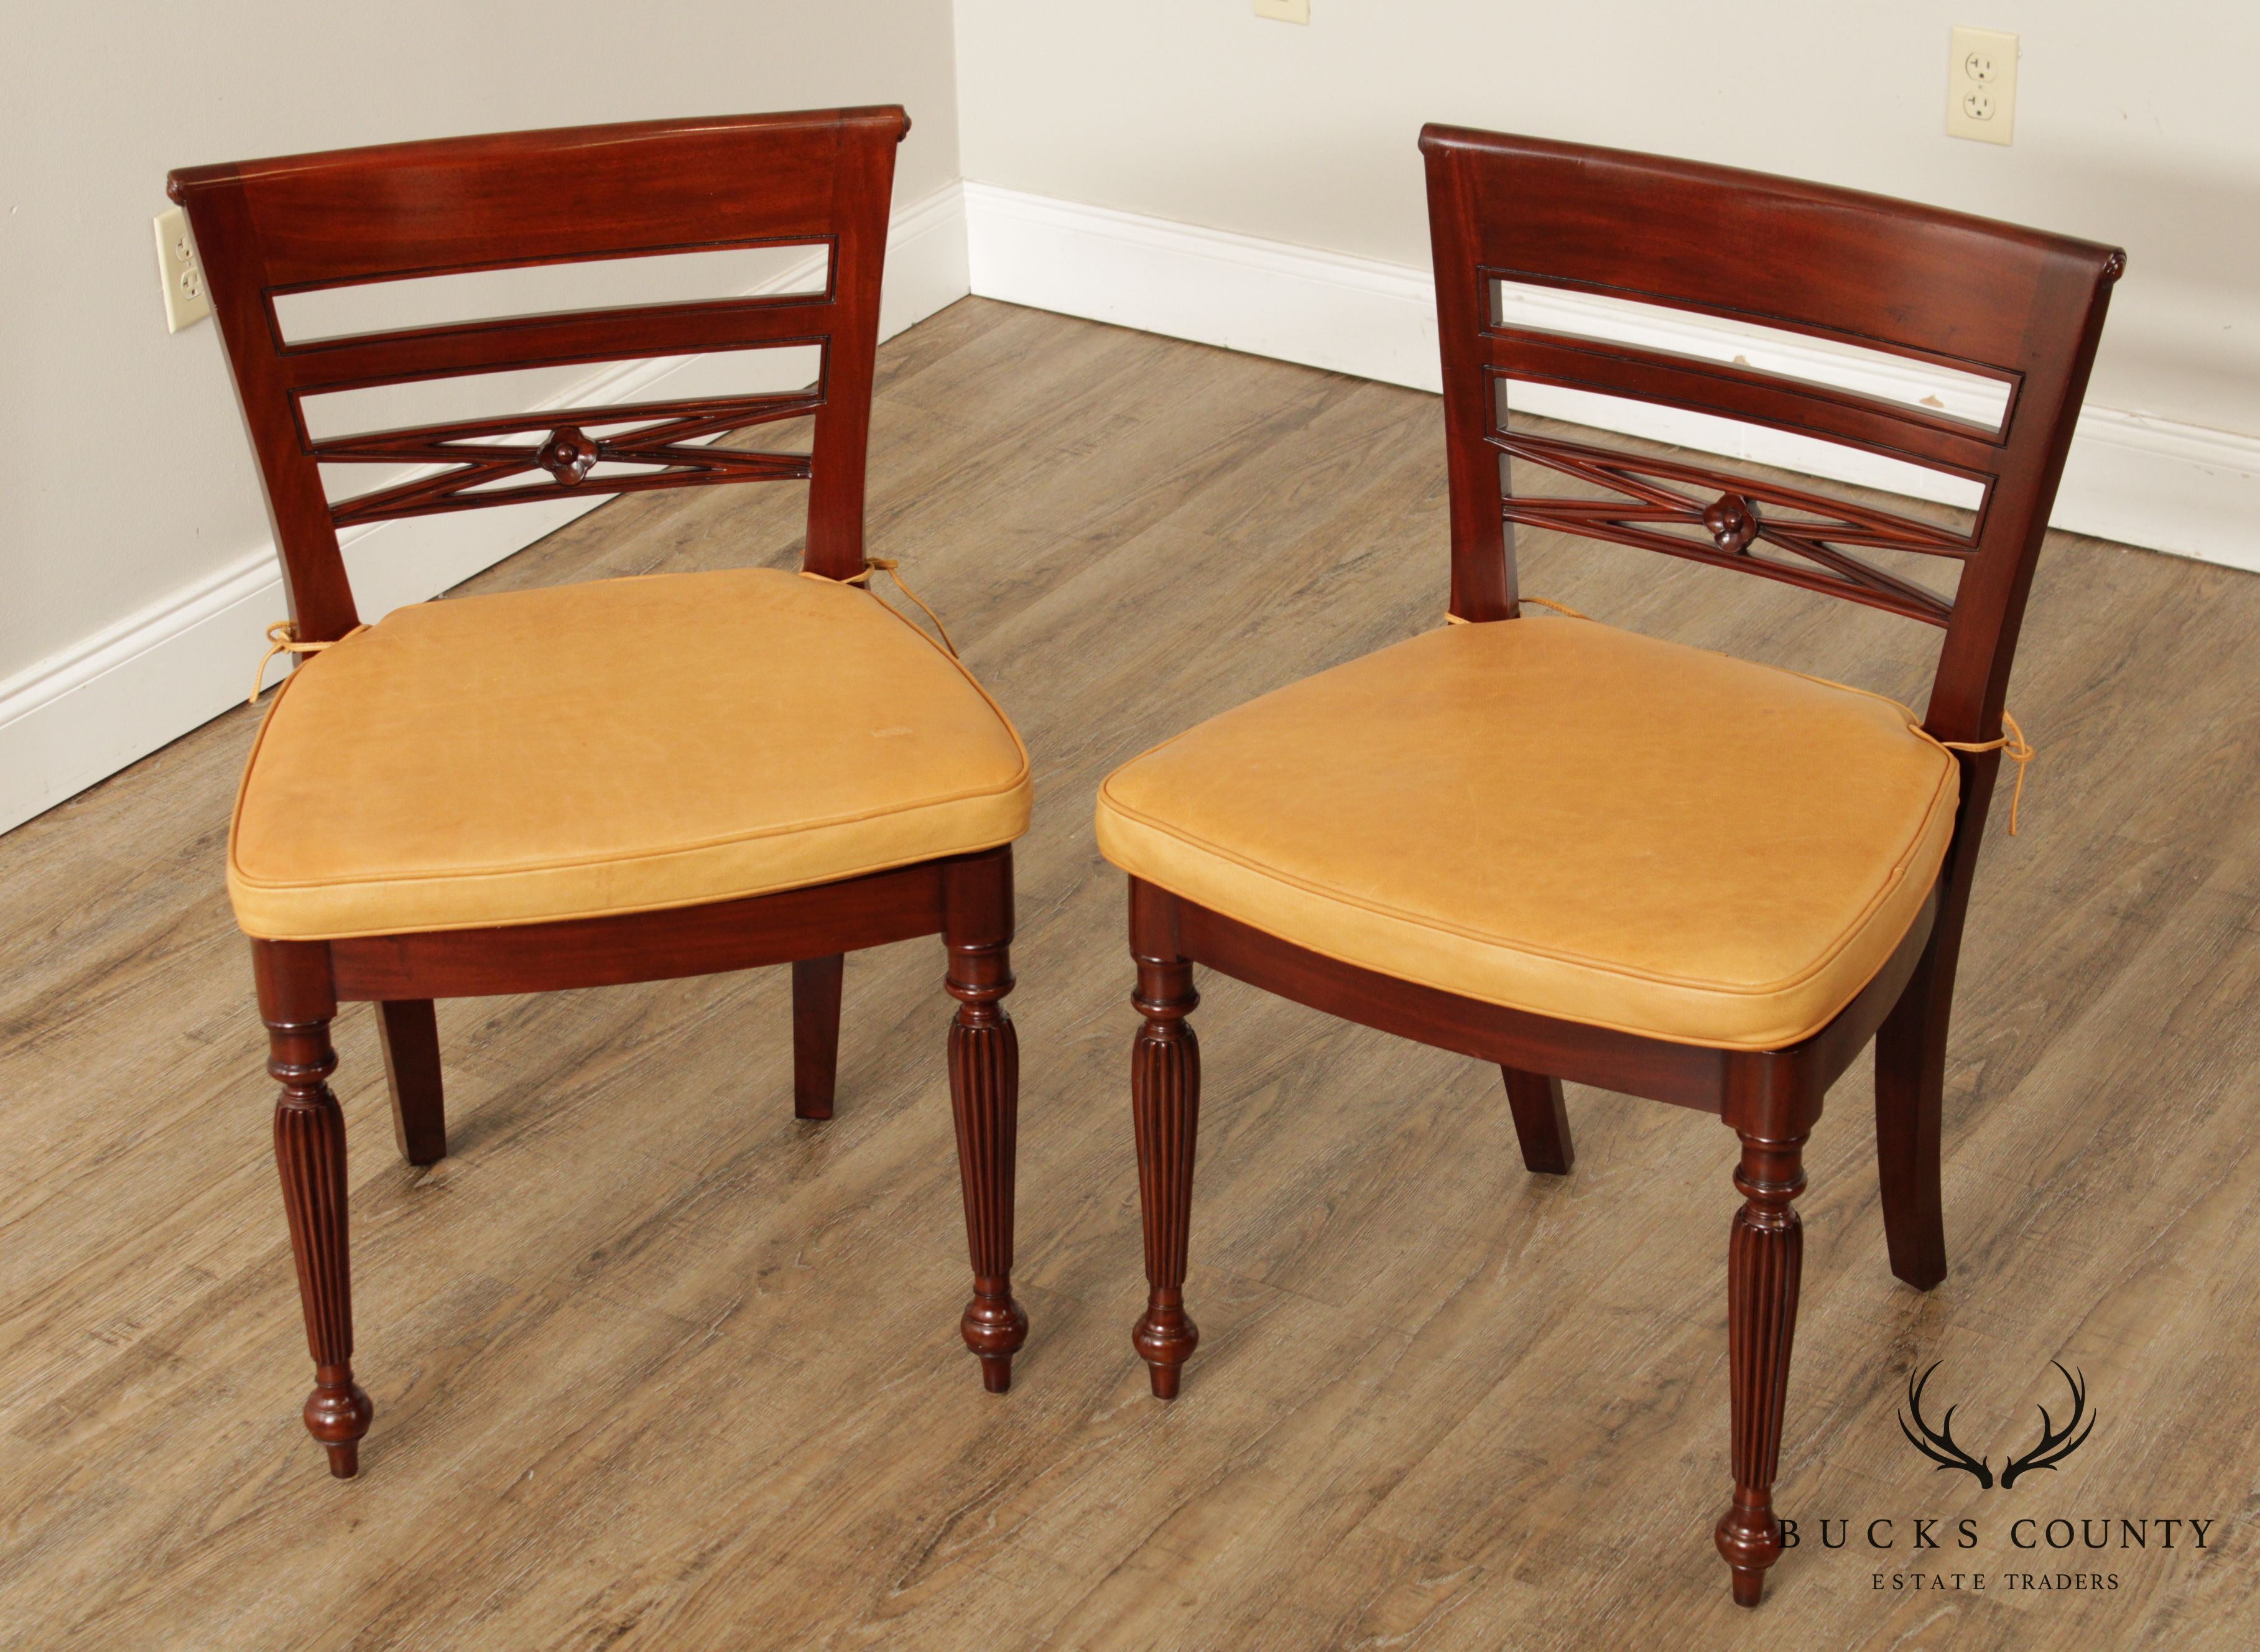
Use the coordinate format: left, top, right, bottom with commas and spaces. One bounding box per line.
169, 107, 910, 638
1488, 433, 1963, 626
1716, 1131, 1807, 1607
1421, 127, 2123, 742
375, 999, 447, 1167
6, 301, 2254, 1648
1125, 131, 2122, 1607
1128, 878, 1202, 1399
1873, 933, 1954, 1290
942, 853, 1028, 1392
255, 940, 369, 1478
1499, 1067, 1573, 1175
1164, 878, 1937, 1123
169, 111, 1027, 1477
1871, 776, 1997, 1293
330, 861, 945, 1002
792, 956, 845, 1121
258, 838, 1024, 1476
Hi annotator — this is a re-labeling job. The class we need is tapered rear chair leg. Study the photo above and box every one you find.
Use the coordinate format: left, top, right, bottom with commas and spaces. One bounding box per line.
793, 954, 845, 1121
1128, 880, 1202, 1399
1715, 1127, 1807, 1607
376, 999, 447, 1167
942, 853, 1028, 1392
1500, 1066, 1574, 1174
1874, 937, 1951, 1290
254, 940, 373, 1478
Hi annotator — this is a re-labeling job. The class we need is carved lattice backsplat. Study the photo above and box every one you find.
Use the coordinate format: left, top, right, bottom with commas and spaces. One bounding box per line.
318, 391, 823, 526
1422, 126, 2124, 745
1491, 430, 1965, 625
170, 108, 910, 643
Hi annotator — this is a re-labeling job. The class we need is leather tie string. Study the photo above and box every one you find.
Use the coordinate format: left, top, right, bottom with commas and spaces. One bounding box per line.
1443, 600, 2038, 835
249, 621, 364, 705
1934, 712, 2035, 835
1445, 596, 1591, 624
801, 557, 958, 657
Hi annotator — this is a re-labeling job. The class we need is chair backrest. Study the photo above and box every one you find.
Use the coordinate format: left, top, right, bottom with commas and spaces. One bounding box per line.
1419, 126, 2123, 743
170, 107, 908, 643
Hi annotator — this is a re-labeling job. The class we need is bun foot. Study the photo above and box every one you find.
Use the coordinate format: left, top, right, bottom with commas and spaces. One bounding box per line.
961, 1286, 1027, 1393
1133, 1301, 1197, 1400
1715, 1493, 1782, 1608
304, 1371, 373, 1478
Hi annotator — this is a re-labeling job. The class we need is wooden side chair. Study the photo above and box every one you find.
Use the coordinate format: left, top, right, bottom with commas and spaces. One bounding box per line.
171, 108, 1032, 1479
1095, 128, 2121, 1605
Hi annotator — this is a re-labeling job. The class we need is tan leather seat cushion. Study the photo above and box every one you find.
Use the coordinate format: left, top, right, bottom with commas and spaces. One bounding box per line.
230, 568, 1031, 940
1095, 617, 1957, 1051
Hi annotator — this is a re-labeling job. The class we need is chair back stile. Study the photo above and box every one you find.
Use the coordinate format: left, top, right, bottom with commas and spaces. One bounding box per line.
1419, 126, 2123, 748
169, 107, 909, 644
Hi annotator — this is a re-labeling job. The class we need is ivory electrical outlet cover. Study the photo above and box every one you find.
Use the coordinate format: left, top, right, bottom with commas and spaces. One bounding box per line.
154, 205, 212, 332
1947, 26, 2018, 145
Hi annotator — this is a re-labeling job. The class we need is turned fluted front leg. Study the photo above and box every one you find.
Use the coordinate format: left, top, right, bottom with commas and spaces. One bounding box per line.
1715, 1130, 1807, 1607
267, 1010, 372, 1477
943, 853, 1028, 1393
1129, 925, 1202, 1400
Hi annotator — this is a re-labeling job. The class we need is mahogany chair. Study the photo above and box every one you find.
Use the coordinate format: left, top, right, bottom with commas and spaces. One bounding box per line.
171, 108, 1031, 1479
1096, 128, 2121, 1605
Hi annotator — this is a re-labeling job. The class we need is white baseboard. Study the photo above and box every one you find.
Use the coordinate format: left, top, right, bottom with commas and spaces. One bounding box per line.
962, 180, 2259, 573
0, 183, 971, 837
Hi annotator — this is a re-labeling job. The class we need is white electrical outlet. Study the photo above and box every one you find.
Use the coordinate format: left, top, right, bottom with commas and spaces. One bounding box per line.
1255, 0, 1309, 23
1946, 26, 2017, 145
154, 205, 212, 332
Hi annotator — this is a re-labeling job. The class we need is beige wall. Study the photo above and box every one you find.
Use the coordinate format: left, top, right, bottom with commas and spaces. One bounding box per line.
1, 0, 962, 683
7, 1, 2253, 827
953, 0, 2260, 441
